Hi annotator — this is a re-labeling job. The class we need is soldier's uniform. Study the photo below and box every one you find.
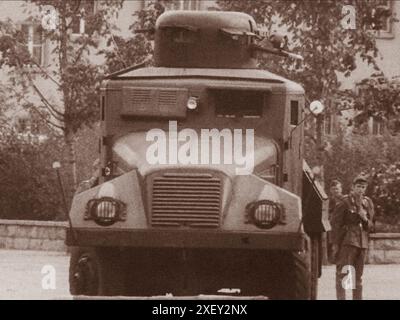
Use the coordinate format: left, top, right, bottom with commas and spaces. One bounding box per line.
331, 192, 374, 300
327, 194, 343, 262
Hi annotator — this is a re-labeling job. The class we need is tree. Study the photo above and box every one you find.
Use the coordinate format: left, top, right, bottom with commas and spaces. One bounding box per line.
0, 84, 9, 129
353, 73, 400, 135
217, 0, 393, 181
0, 110, 68, 220
0, 0, 123, 193
101, 0, 173, 74
369, 161, 400, 226
322, 129, 400, 228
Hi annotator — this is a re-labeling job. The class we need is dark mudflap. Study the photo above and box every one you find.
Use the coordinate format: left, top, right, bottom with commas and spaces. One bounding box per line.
302, 160, 330, 234
302, 160, 327, 290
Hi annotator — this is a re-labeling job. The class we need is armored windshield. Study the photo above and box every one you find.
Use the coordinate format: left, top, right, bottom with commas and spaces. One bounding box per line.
212, 89, 264, 118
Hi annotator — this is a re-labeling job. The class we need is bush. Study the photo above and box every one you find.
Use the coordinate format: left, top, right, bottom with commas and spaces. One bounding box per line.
0, 130, 65, 220
0, 118, 100, 221
322, 131, 400, 226
74, 123, 99, 184
369, 161, 400, 222
0, 123, 99, 221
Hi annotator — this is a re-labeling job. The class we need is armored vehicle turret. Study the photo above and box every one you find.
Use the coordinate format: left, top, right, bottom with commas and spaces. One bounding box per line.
155, 11, 258, 68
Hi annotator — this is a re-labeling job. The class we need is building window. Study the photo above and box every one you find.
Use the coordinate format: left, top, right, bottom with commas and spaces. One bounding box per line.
290, 100, 299, 125
14, 112, 43, 135
21, 24, 43, 65
372, 118, 385, 135
16, 117, 28, 133
166, 0, 200, 11
323, 114, 334, 135
71, 0, 96, 34
368, 0, 393, 36
189, 0, 200, 10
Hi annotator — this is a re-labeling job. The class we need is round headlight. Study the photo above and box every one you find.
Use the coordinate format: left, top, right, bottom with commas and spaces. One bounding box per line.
247, 200, 282, 229
86, 197, 126, 226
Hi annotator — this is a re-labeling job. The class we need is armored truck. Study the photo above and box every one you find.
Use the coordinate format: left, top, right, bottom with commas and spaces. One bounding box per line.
67, 10, 328, 299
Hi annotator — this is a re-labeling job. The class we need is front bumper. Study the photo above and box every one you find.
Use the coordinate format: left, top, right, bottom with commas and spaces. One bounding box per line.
66, 228, 307, 251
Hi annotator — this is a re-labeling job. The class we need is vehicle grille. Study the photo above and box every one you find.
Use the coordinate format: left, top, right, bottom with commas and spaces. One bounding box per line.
150, 172, 221, 228
158, 90, 177, 107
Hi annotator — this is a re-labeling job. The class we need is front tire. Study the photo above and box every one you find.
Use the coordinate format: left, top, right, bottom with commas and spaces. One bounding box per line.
69, 247, 125, 296
268, 250, 311, 300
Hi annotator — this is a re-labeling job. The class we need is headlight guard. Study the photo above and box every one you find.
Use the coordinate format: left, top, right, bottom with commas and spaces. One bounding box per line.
85, 197, 127, 226
246, 200, 285, 229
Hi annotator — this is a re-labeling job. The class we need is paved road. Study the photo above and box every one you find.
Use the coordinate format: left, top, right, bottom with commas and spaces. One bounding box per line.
0, 249, 399, 300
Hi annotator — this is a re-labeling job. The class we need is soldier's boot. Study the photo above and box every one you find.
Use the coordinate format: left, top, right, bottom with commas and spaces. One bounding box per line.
336, 270, 346, 300
353, 285, 363, 300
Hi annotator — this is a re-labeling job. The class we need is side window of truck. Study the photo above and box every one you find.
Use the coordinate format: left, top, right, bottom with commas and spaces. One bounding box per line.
290, 100, 299, 125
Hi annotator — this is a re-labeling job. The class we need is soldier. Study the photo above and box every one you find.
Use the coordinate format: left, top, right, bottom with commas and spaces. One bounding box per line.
329, 180, 343, 217
328, 180, 343, 258
327, 180, 344, 298
331, 175, 374, 300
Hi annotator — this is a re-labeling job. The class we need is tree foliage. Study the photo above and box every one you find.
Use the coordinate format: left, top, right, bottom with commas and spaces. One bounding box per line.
101, 0, 172, 74
0, 1, 167, 220
323, 129, 400, 226
218, 0, 385, 104
0, 124, 67, 221
218, 0, 399, 184
353, 73, 400, 134
0, 0, 123, 188
370, 161, 400, 220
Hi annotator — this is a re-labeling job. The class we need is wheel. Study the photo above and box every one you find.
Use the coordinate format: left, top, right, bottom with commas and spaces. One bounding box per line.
270, 235, 321, 300
286, 251, 311, 299
269, 250, 311, 300
69, 246, 125, 296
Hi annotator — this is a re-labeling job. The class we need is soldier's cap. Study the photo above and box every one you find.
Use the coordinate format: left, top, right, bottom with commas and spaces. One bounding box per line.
330, 179, 342, 187
352, 175, 368, 185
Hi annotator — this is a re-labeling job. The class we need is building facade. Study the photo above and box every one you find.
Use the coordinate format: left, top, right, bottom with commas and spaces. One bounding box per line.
0, 0, 398, 136
0, 0, 216, 133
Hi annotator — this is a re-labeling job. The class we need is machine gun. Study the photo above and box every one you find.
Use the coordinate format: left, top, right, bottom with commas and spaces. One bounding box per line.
250, 33, 304, 61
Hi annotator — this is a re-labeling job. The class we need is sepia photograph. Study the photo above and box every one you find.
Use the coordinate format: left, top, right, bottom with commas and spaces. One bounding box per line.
0, 0, 400, 305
